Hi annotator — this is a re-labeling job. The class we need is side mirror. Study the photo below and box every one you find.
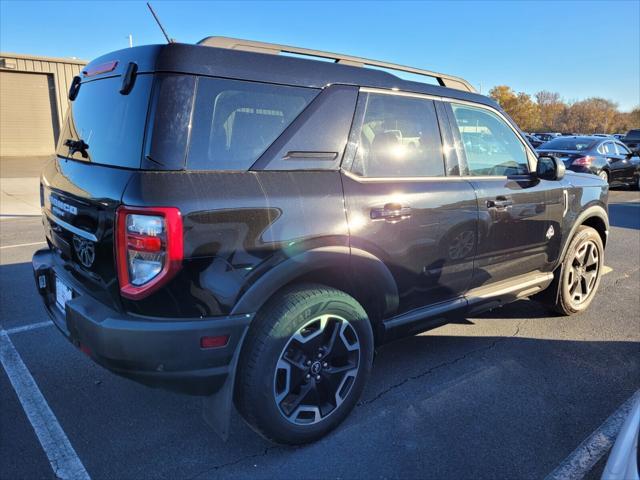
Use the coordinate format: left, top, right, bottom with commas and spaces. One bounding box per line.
536, 155, 565, 181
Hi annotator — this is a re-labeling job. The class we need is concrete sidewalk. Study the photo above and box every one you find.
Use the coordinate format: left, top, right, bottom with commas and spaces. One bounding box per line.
0, 157, 49, 219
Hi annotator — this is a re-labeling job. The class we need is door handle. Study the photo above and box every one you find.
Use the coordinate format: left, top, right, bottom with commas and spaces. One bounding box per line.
370, 203, 412, 222
486, 196, 513, 209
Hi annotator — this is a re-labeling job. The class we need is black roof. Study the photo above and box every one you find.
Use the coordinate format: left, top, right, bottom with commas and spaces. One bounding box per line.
84, 42, 499, 110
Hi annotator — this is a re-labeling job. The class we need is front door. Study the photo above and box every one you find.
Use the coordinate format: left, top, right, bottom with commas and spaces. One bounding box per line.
444, 101, 562, 287
342, 91, 478, 315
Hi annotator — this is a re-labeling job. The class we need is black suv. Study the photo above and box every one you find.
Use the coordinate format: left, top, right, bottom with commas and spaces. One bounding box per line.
32, 37, 609, 444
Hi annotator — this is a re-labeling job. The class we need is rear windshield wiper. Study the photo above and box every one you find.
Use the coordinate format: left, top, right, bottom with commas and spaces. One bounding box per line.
64, 139, 89, 159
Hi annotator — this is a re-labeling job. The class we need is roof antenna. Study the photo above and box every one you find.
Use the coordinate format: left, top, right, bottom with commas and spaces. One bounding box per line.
146, 2, 174, 43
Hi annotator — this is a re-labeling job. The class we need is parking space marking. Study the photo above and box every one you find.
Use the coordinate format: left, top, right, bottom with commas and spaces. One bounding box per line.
0, 241, 46, 250
545, 389, 640, 480
602, 265, 613, 275
0, 330, 90, 480
5, 320, 53, 335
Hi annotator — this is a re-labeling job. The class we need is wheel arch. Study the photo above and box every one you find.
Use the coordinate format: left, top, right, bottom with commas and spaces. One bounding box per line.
560, 204, 609, 266
230, 246, 399, 341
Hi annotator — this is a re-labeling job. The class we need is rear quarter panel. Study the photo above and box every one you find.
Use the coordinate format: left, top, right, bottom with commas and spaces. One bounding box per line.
121, 171, 348, 317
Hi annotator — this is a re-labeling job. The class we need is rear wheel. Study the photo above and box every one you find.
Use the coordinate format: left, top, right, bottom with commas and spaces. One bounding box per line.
235, 284, 374, 444
552, 226, 604, 315
598, 170, 609, 183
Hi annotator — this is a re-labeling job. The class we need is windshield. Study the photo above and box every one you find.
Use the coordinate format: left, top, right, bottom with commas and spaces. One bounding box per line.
540, 138, 596, 151
56, 75, 153, 168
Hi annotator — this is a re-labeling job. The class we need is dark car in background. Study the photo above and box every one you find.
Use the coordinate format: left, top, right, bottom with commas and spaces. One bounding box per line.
525, 133, 544, 148
621, 129, 640, 153
533, 132, 560, 142
538, 136, 640, 187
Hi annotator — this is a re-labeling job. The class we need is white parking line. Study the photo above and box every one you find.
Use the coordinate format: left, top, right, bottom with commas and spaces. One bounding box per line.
5, 320, 53, 335
0, 241, 46, 250
545, 389, 640, 480
0, 330, 90, 480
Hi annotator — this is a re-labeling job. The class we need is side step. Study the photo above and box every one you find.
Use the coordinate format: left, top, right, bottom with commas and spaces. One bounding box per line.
383, 271, 554, 342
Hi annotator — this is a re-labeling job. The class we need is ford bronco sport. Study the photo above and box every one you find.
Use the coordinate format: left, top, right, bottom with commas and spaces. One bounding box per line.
32, 37, 609, 444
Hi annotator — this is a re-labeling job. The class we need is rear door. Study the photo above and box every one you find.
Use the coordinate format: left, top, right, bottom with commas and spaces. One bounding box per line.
443, 101, 564, 286
342, 90, 478, 315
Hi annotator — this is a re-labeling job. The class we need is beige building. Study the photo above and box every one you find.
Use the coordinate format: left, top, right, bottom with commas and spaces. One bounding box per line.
0, 53, 87, 158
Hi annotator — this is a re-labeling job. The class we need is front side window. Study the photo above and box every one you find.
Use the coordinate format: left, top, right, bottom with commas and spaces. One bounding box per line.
450, 103, 529, 176
351, 93, 445, 177
187, 78, 318, 171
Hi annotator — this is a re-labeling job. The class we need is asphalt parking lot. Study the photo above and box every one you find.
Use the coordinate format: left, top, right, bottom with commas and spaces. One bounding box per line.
1, 183, 638, 480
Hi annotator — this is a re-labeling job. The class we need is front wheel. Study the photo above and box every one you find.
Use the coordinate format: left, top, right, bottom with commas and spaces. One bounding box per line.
598, 170, 609, 183
552, 225, 604, 315
235, 284, 374, 444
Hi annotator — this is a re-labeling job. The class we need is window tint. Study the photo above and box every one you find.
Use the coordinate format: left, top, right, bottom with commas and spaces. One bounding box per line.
615, 143, 630, 155
351, 94, 445, 177
56, 75, 153, 168
450, 104, 529, 176
603, 142, 616, 155
187, 78, 318, 170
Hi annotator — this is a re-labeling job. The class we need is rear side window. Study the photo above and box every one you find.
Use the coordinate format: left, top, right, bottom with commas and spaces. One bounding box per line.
187, 78, 318, 170
615, 143, 630, 155
56, 75, 153, 168
603, 142, 616, 155
450, 103, 529, 176
351, 93, 445, 177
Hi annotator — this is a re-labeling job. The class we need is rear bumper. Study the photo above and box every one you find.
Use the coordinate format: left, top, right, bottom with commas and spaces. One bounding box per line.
32, 248, 253, 395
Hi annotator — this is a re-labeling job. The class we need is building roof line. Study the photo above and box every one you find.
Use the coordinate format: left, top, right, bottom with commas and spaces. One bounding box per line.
0, 52, 87, 65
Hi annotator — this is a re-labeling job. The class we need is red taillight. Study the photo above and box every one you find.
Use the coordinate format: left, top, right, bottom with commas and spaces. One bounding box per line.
200, 335, 229, 349
115, 206, 183, 300
572, 156, 593, 166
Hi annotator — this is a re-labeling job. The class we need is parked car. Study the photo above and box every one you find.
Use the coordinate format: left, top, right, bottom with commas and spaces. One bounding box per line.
538, 136, 640, 187
32, 37, 610, 444
525, 133, 545, 148
613, 134, 626, 140
533, 132, 560, 142
621, 129, 640, 153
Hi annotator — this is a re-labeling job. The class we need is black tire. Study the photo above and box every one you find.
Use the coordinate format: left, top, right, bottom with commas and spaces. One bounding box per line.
552, 225, 604, 315
235, 284, 374, 444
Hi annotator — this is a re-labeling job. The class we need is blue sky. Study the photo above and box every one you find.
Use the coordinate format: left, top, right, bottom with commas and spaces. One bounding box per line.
1, 0, 639, 111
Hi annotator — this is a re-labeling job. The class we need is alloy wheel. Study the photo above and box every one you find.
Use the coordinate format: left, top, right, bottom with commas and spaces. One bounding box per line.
274, 314, 360, 425
598, 170, 608, 182
565, 239, 600, 305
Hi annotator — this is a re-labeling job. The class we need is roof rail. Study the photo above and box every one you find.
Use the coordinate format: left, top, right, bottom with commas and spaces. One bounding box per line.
197, 36, 476, 93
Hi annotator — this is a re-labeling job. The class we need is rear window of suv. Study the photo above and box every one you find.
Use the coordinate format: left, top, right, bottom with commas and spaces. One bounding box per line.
187, 78, 318, 171
56, 75, 153, 168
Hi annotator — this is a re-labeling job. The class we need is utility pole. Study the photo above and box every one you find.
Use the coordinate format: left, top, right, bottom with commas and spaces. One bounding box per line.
128, 34, 133, 48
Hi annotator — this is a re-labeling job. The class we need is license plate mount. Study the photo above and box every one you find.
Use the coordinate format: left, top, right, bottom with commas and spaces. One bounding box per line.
55, 276, 73, 313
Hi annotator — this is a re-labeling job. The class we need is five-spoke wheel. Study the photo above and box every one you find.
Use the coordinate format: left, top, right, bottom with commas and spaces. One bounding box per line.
274, 314, 360, 425
235, 284, 373, 444
552, 225, 604, 315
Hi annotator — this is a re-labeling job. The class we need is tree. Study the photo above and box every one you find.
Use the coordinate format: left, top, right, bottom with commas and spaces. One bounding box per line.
489, 85, 540, 131
535, 91, 565, 131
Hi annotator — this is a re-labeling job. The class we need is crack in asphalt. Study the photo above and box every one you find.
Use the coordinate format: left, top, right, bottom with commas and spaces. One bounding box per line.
358, 321, 523, 407
188, 445, 289, 478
